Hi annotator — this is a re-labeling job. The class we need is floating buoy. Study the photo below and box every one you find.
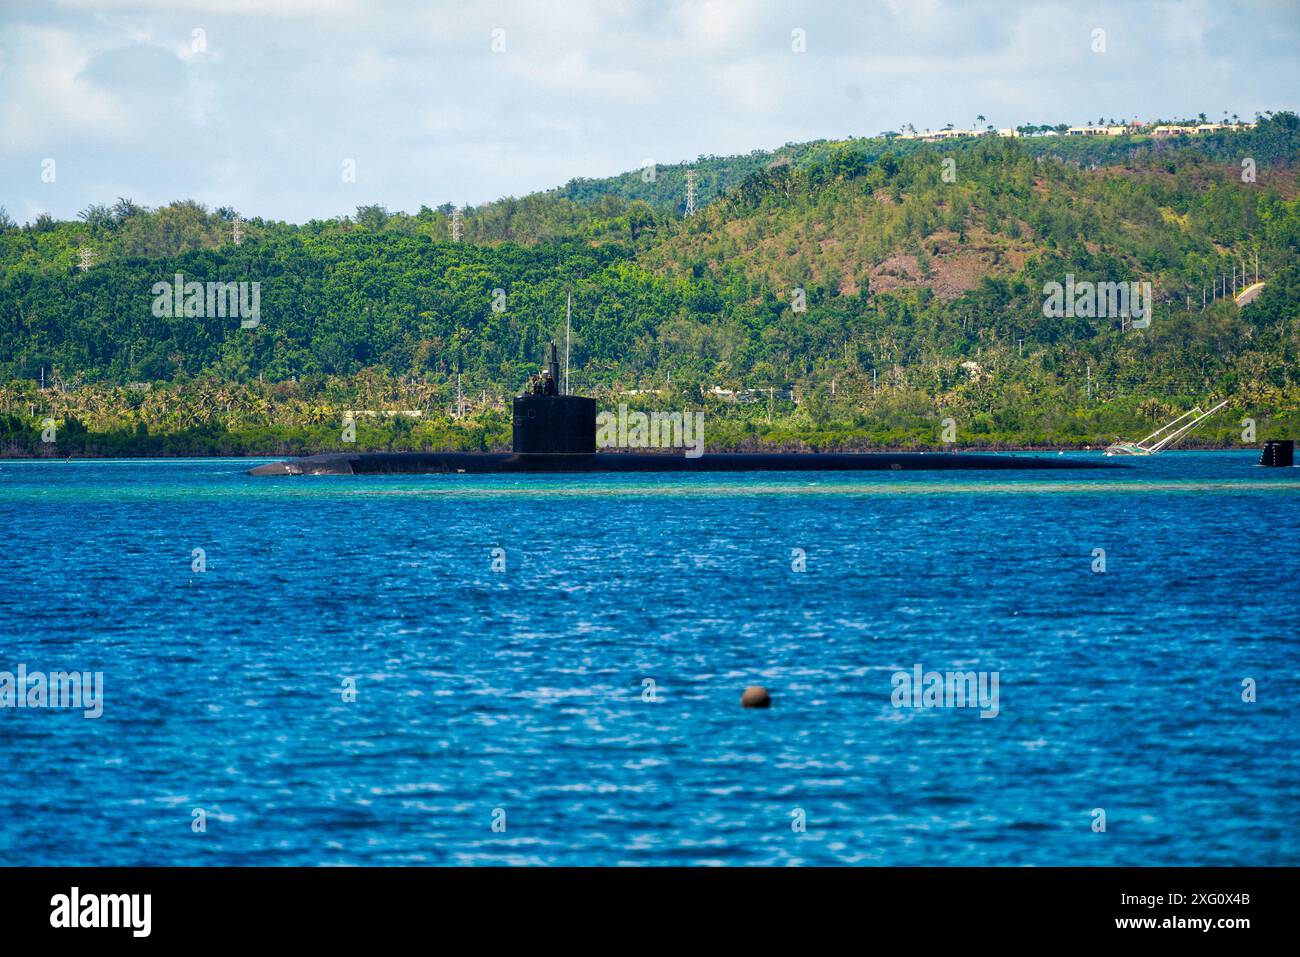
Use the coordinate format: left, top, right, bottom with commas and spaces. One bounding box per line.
741, 686, 771, 709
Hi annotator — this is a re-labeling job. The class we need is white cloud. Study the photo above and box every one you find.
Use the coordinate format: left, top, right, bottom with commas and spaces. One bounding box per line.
51, 0, 360, 15
0, 26, 132, 151
0, 0, 1295, 223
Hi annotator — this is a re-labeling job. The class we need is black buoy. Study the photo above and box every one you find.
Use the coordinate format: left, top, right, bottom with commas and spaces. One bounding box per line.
1261, 440, 1294, 467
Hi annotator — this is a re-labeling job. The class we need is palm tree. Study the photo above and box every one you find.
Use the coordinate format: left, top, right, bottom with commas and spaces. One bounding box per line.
78, 205, 113, 233
111, 197, 143, 221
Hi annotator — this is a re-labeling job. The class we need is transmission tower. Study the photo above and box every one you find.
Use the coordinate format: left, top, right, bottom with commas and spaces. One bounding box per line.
685, 170, 697, 217
451, 208, 463, 242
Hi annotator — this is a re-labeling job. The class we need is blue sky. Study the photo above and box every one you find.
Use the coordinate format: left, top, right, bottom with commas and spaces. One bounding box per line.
2, 0, 1297, 224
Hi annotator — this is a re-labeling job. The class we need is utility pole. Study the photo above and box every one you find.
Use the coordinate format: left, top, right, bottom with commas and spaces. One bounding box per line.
564, 292, 571, 395
1086, 364, 1091, 401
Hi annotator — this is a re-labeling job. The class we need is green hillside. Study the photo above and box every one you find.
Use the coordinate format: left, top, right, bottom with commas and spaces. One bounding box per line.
2, 112, 1299, 455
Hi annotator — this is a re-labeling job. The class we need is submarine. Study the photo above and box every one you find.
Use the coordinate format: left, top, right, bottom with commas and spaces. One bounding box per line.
250, 344, 1124, 476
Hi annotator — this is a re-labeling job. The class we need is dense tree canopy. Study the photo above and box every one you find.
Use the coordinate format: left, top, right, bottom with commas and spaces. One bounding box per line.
2, 112, 1298, 454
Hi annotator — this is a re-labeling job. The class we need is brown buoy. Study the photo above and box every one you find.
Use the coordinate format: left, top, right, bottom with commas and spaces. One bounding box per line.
741, 686, 771, 709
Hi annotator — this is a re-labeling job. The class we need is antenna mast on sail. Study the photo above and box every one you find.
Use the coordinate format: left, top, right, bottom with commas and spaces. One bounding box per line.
564, 292, 572, 395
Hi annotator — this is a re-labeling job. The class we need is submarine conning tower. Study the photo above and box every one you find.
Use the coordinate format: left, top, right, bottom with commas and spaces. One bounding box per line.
512, 341, 597, 454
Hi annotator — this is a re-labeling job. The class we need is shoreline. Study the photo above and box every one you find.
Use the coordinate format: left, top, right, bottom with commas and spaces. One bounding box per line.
0, 443, 1263, 461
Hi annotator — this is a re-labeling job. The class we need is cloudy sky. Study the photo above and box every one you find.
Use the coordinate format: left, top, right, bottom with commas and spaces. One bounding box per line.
2, 0, 1297, 224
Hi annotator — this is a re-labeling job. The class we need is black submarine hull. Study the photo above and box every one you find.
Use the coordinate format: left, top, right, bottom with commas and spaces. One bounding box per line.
249, 451, 1126, 475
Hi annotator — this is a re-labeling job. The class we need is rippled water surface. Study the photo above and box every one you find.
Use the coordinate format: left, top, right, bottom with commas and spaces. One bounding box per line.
1, 451, 1297, 865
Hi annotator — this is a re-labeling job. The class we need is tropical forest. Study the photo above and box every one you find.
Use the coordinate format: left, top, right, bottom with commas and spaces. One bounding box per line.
2, 111, 1299, 456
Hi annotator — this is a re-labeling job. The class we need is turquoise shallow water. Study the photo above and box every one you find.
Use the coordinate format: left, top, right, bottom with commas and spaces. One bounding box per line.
0, 451, 1296, 865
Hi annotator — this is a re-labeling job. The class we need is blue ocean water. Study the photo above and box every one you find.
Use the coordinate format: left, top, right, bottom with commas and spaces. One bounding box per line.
0, 451, 1296, 866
